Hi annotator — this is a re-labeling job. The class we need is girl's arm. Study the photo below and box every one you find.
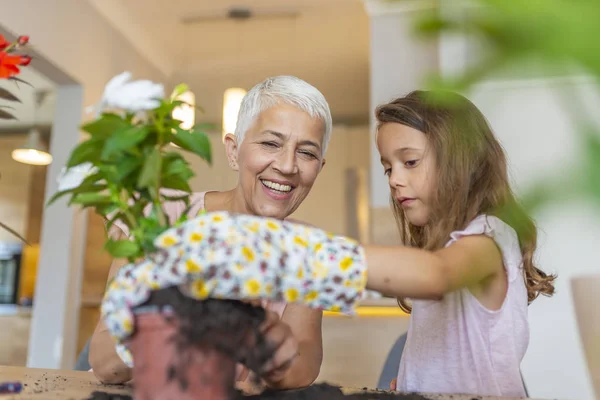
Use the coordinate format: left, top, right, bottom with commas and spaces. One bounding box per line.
365, 235, 504, 299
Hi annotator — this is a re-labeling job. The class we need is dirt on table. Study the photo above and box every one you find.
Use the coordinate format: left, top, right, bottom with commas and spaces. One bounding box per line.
87, 383, 434, 400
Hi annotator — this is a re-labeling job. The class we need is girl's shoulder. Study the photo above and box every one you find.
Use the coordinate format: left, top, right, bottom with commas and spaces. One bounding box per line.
447, 215, 523, 282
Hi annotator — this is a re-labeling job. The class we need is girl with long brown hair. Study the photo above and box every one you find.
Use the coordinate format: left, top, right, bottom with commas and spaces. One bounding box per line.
362, 90, 556, 396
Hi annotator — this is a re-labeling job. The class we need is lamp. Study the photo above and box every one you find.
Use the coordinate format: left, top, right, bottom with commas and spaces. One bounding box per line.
172, 90, 195, 130
12, 90, 53, 166
222, 87, 246, 141
11, 128, 52, 166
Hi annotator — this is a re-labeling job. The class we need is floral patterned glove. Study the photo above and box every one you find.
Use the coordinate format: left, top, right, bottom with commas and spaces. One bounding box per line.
102, 211, 372, 366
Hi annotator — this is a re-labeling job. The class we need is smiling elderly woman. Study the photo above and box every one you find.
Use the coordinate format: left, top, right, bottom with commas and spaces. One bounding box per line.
89, 75, 332, 391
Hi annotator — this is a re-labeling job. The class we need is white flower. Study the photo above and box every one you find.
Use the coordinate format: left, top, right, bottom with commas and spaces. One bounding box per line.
57, 162, 98, 191
87, 71, 165, 115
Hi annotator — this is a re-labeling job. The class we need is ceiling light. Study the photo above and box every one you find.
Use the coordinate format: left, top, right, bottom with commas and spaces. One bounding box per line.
12, 128, 52, 166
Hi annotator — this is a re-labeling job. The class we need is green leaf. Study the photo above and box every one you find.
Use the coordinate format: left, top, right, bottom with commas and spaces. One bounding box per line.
69, 192, 112, 207
139, 226, 166, 252
583, 130, 600, 202
161, 193, 191, 203
0, 109, 17, 120
163, 157, 194, 180
171, 128, 212, 163
137, 147, 162, 188
163, 151, 185, 162
82, 114, 130, 139
115, 156, 142, 181
67, 140, 103, 167
102, 126, 151, 160
0, 88, 21, 102
80, 172, 104, 186
192, 123, 216, 132
46, 183, 107, 206
8, 76, 33, 87
161, 175, 192, 193
95, 202, 120, 217
171, 83, 190, 100
0, 221, 30, 245
105, 239, 140, 258
414, 14, 457, 37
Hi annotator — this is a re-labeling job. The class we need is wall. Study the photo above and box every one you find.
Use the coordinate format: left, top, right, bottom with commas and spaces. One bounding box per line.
0, 312, 30, 366
0, 0, 167, 369
0, 134, 50, 302
367, 5, 440, 245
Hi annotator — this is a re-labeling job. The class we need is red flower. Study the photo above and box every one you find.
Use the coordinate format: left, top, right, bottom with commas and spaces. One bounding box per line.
0, 35, 9, 51
20, 55, 31, 66
0, 51, 25, 78
17, 35, 29, 46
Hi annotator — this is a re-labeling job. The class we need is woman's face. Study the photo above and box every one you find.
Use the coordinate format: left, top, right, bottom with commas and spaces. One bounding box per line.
225, 104, 326, 219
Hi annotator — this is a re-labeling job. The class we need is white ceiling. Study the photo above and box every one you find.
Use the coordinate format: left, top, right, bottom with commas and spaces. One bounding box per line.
91, 0, 371, 126
2, 1, 370, 130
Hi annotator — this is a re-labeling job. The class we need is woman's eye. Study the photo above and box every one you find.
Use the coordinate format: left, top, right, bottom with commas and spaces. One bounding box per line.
405, 160, 418, 168
383, 168, 391, 176
300, 151, 317, 159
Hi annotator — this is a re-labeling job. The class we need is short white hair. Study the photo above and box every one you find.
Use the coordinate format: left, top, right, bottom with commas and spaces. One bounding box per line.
234, 76, 333, 155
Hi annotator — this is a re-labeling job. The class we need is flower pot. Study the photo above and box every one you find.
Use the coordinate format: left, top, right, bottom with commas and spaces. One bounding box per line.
129, 310, 236, 400
122, 287, 272, 400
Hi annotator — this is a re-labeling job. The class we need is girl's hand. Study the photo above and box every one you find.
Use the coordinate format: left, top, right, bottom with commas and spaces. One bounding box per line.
390, 378, 397, 390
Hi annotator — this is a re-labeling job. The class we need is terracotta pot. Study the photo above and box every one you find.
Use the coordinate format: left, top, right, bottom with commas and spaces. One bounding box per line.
571, 274, 600, 399
128, 311, 237, 400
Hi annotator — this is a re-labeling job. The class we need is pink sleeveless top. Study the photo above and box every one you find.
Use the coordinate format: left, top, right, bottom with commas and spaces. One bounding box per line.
396, 215, 529, 397
114, 190, 287, 319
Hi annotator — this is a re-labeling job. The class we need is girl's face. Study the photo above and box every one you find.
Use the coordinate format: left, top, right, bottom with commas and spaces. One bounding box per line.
377, 123, 437, 226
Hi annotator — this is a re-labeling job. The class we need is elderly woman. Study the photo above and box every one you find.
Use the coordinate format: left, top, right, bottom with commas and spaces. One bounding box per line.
89, 75, 332, 391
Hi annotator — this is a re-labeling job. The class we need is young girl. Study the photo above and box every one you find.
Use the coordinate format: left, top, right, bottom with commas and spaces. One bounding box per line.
364, 90, 556, 397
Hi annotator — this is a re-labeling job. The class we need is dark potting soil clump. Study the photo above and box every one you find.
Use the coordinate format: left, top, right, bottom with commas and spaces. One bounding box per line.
87, 391, 132, 400
242, 383, 433, 400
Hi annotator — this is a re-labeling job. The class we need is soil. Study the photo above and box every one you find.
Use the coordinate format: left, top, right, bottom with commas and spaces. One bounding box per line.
87, 383, 434, 400
242, 383, 433, 399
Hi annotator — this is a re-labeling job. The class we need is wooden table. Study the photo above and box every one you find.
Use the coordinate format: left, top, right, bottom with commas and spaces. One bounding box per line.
0, 366, 129, 399
0, 366, 540, 399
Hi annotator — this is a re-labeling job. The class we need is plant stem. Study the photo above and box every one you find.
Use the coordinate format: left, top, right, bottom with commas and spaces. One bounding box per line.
119, 190, 140, 233
150, 188, 167, 227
